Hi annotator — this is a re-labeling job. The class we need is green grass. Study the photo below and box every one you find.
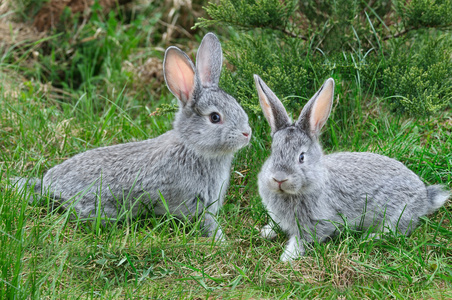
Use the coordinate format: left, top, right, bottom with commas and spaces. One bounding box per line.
1, 7, 452, 299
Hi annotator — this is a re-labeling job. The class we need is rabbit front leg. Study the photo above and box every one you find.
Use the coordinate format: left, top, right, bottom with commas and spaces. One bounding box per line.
201, 212, 225, 241
280, 235, 306, 262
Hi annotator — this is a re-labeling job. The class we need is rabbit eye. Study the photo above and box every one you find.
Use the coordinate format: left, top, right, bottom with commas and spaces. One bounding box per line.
299, 152, 305, 163
210, 112, 221, 124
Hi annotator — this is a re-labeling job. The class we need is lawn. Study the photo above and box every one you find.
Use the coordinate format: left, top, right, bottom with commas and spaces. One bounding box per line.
0, 1, 451, 299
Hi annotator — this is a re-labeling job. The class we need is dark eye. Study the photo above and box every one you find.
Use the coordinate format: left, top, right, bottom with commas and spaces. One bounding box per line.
299, 152, 305, 163
210, 112, 221, 124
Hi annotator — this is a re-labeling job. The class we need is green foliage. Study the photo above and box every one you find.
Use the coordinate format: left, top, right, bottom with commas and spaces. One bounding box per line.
6, 0, 47, 21
198, 0, 298, 32
396, 0, 452, 28
298, 0, 392, 52
220, 33, 311, 114
383, 34, 452, 115
31, 4, 160, 92
198, 0, 393, 52
198, 0, 452, 116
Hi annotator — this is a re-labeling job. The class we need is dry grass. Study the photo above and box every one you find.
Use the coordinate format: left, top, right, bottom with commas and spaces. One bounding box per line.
0, 19, 46, 48
122, 55, 165, 98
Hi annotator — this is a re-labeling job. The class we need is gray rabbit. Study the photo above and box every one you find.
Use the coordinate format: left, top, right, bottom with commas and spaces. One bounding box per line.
254, 75, 449, 261
14, 33, 252, 240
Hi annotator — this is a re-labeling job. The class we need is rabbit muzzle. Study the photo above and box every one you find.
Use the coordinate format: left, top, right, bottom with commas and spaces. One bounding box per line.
241, 126, 252, 144
231, 124, 252, 150
266, 171, 299, 194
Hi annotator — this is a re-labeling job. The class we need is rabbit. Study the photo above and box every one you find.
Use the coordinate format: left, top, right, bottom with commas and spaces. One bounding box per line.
254, 74, 450, 261
13, 33, 252, 241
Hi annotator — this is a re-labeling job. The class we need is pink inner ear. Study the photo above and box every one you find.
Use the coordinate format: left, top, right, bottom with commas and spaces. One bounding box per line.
166, 52, 195, 101
176, 60, 194, 100
313, 98, 330, 124
310, 88, 333, 133
257, 84, 275, 129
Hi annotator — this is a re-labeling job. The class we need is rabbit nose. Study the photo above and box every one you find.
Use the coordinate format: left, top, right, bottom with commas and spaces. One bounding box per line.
242, 126, 252, 137
272, 177, 288, 184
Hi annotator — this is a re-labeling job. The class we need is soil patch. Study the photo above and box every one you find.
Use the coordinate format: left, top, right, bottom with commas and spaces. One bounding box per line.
33, 0, 134, 31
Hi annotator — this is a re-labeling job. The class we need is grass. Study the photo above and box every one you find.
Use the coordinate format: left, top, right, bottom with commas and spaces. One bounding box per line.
1, 5, 452, 299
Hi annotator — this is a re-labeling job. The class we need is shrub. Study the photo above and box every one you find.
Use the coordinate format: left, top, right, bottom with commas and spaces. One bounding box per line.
220, 33, 310, 114
383, 34, 452, 114
197, 0, 452, 116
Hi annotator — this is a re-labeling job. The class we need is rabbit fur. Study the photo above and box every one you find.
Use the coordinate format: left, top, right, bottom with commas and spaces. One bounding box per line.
14, 33, 252, 240
254, 74, 449, 261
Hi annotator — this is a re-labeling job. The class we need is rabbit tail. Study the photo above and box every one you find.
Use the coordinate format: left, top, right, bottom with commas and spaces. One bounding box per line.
11, 177, 42, 204
426, 185, 450, 214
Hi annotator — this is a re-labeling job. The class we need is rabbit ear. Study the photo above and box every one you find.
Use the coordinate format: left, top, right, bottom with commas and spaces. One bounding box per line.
164, 46, 197, 106
297, 78, 335, 138
254, 74, 291, 134
196, 33, 223, 87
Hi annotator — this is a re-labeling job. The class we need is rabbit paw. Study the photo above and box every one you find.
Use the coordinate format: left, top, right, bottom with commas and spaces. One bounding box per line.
212, 227, 226, 242
260, 224, 278, 240
280, 235, 305, 262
